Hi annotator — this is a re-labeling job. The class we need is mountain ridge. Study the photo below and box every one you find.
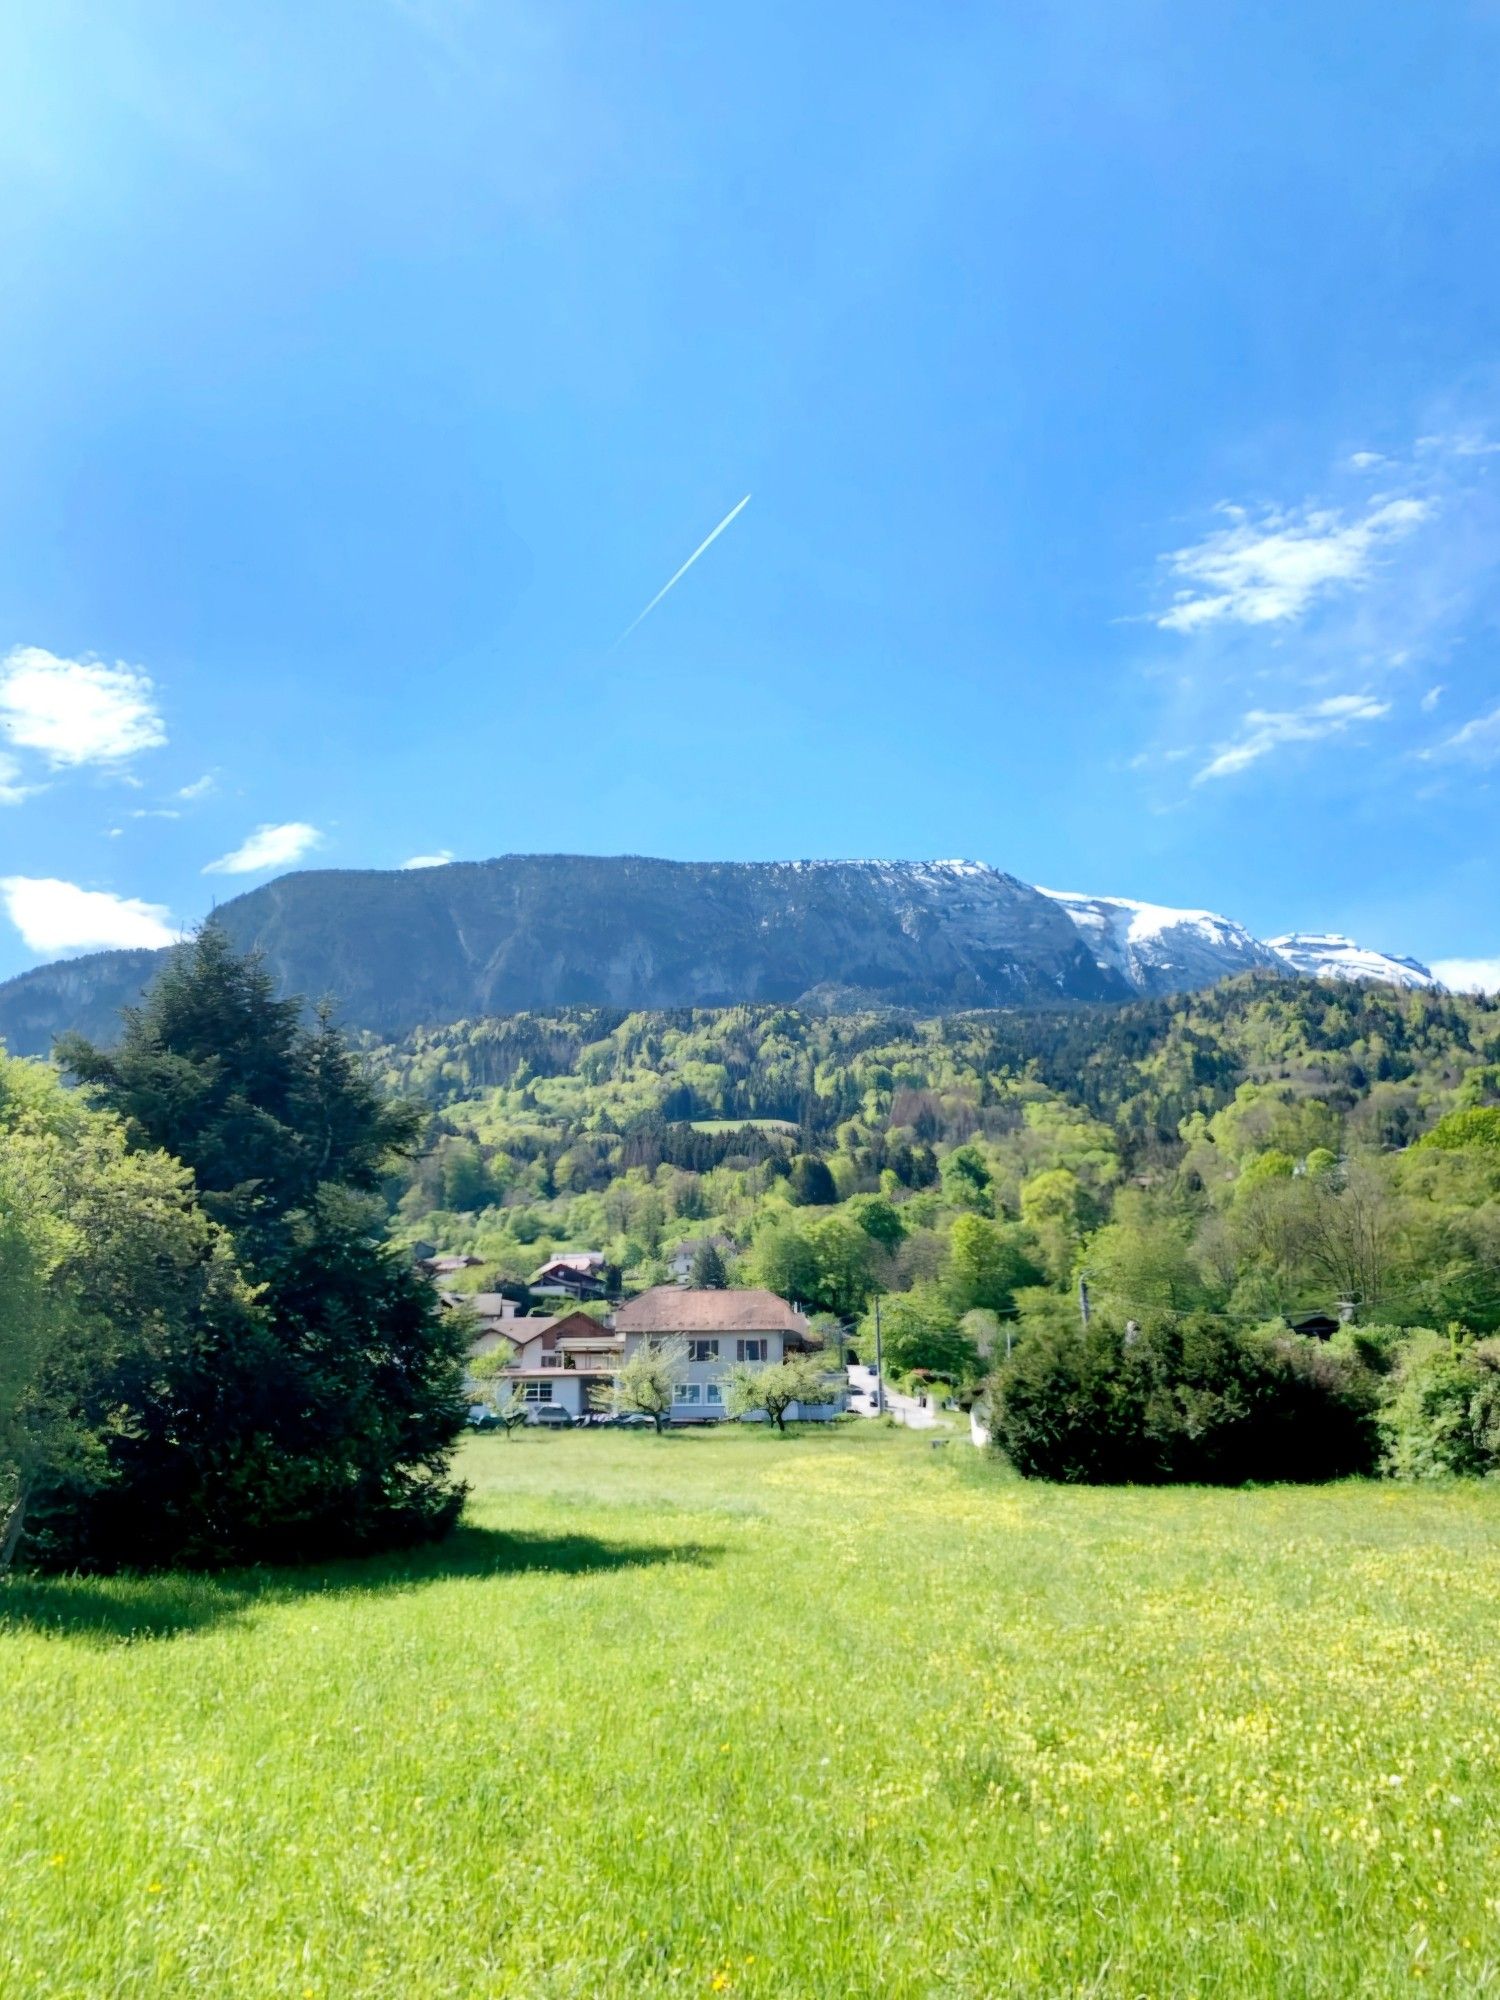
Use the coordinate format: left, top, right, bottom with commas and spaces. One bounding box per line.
0, 854, 1439, 1058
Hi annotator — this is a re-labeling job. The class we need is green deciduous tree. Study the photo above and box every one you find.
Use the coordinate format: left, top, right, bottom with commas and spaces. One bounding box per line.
844, 1193, 905, 1251
946, 1213, 1041, 1316
3, 1050, 259, 1572
724, 1354, 839, 1431
940, 1144, 994, 1214
862, 1285, 981, 1382
750, 1216, 821, 1303
593, 1336, 690, 1433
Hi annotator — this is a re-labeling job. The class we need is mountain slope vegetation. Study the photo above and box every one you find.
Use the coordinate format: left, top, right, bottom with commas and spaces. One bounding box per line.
374, 976, 1500, 1341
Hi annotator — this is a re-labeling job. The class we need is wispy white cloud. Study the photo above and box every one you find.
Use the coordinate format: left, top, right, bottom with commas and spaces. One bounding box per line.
0, 751, 31, 806
177, 773, 216, 801
203, 821, 322, 875
0, 876, 176, 953
401, 850, 454, 869
1138, 424, 1500, 803
1422, 702, 1500, 767
127, 807, 182, 821
1193, 694, 1391, 785
1417, 431, 1500, 460
0, 646, 167, 768
1431, 957, 1500, 994
1157, 496, 1430, 633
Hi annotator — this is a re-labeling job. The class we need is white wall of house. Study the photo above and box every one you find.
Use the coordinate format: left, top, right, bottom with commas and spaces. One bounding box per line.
514, 1374, 588, 1419
617, 1332, 844, 1421
471, 1329, 522, 1363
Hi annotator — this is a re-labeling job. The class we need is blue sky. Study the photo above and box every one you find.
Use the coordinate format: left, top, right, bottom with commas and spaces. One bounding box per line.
2, 1, 1498, 986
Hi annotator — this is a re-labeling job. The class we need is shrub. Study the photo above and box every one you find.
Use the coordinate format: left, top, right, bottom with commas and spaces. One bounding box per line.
1379, 1331, 1500, 1479
990, 1313, 1381, 1484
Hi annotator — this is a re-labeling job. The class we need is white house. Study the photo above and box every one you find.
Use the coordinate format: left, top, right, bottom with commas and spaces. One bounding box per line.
477, 1289, 845, 1425
483, 1308, 614, 1421
611, 1287, 844, 1423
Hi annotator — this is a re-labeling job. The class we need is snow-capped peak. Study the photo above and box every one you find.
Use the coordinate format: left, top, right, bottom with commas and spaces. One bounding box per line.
1040, 891, 1443, 997
1037, 888, 1282, 996
1266, 933, 1440, 991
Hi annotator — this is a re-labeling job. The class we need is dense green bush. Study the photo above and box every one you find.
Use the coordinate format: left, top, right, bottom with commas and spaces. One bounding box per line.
1379, 1331, 1500, 1479
989, 1314, 1382, 1484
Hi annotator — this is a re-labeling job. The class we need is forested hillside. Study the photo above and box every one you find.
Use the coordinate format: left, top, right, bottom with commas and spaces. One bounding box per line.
373, 976, 1500, 1349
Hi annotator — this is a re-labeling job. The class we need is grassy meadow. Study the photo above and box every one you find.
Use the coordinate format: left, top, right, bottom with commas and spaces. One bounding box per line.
3, 1426, 1499, 1998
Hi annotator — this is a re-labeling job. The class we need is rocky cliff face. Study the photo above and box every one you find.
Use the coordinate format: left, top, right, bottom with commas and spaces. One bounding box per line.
0, 856, 1126, 1055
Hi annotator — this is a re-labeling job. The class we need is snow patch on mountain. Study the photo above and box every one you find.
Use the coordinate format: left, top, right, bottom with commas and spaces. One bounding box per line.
1266, 933, 1441, 991
1038, 889, 1283, 996
1042, 891, 1444, 996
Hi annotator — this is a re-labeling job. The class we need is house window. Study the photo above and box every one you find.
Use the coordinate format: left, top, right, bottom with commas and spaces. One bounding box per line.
539, 1354, 561, 1368
736, 1339, 768, 1362
688, 1339, 719, 1362
521, 1382, 553, 1403
672, 1382, 702, 1405
705, 1382, 722, 1405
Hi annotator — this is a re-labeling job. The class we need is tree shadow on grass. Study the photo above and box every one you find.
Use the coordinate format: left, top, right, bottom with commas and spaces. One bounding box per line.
0, 1525, 722, 1647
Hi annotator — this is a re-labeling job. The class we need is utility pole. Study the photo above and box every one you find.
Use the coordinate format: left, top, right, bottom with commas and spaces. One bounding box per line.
1078, 1276, 1091, 1328
873, 1292, 885, 1416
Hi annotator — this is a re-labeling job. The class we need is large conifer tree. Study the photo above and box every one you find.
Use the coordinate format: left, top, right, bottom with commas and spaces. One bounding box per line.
47, 925, 467, 1569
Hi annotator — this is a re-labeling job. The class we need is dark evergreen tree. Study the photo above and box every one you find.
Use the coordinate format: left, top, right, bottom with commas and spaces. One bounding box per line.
788, 1155, 837, 1205
48, 925, 468, 1569
690, 1240, 729, 1288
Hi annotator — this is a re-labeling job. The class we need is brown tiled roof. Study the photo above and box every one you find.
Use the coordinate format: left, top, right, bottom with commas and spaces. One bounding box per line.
613, 1287, 809, 1335
506, 1310, 604, 1345
505, 1315, 559, 1340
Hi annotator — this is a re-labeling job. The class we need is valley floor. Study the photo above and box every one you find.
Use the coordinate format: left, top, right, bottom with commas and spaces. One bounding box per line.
3, 1429, 1499, 1998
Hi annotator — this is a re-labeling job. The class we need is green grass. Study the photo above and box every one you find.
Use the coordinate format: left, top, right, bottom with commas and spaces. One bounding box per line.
683, 1116, 799, 1133
4, 1430, 1500, 1997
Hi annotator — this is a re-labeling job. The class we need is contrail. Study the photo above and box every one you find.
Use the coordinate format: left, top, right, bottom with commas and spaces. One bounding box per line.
613, 493, 751, 647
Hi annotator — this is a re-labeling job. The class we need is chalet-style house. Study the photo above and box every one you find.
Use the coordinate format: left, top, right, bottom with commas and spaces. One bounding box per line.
420, 1252, 483, 1280
529, 1251, 609, 1302
476, 1308, 619, 1409
482, 1288, 842, 1424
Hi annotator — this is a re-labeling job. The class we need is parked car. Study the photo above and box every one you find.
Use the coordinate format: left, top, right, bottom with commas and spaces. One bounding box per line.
466, 1404, 498, 1430
598, 1413, 655, 1429
528, 1405, 575, 1428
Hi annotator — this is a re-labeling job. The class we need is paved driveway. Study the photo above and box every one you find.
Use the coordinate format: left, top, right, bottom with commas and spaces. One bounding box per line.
845, 1364, 940, 1428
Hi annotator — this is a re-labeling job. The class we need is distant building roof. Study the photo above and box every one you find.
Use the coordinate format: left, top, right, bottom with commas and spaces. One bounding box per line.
468, 1293, 518, 1320
507, 1315, 560, 1341
614, 1287, 809, 1335
505, 1310, 605, 1345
